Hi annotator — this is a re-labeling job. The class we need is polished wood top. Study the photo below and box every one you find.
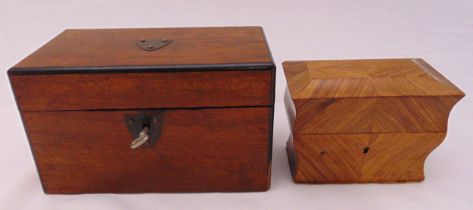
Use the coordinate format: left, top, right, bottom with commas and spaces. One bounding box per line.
283, 58, 464, 99
11, 27, 273, 71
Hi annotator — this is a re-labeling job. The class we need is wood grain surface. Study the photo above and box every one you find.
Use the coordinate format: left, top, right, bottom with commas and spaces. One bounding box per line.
283, 58, 464, 98
8, 27, 276, 193
289, 96, 461, 134
10, 70, 273, 111
10, 27, 272, 70
22, 107, 272, 193
284, 58, 465, 183
287, 132, 445, 183
9, 26, 276, 193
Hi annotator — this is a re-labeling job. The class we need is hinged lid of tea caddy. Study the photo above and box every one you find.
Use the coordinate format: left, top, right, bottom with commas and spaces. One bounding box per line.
283, 58, 464, 134
8, 27, 275, 111
283, 58, 464, 99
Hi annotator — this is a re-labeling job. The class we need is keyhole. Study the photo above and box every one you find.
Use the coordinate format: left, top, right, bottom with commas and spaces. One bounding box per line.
363, 147, 370, 154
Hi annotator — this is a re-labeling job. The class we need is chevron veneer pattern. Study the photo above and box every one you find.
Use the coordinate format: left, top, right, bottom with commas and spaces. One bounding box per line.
284, 58, 465, 183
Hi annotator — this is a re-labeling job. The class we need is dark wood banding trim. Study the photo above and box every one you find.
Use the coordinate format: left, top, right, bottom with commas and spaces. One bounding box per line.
8, 62, 275, 75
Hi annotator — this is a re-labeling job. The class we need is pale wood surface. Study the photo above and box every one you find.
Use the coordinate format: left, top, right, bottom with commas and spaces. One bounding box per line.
284, 59, 465, 183
287, 132, 445, 183
283, 58, 464, 99
291, 96, 460, 134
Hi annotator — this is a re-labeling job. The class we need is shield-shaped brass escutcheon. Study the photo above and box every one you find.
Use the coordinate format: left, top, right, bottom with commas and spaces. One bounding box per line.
136, 39, 172, 51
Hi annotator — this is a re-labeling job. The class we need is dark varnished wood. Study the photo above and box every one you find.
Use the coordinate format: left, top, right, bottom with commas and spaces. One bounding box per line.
22, 107, 272, 193
8, 27, 276, 193
284, 58, 464, 183
10, 70, 273, 111
10, 27, 272, 71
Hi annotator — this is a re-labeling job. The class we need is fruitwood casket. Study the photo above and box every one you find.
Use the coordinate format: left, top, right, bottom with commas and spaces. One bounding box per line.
8, 27, 275, 193
283, 59, 464, 183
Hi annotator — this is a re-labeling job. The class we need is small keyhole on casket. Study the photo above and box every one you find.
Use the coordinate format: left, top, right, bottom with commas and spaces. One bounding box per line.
363, 147, 370, 154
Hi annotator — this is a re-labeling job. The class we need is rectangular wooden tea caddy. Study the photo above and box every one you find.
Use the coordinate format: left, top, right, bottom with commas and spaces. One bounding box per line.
8, 27, 276, 193
283, 58, 464, 183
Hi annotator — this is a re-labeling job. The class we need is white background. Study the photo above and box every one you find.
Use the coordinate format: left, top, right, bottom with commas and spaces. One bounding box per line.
1, 0, 472, 209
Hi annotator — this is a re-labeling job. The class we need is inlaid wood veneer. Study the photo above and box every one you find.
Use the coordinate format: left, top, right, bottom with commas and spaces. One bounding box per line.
284, 58, 464, 183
